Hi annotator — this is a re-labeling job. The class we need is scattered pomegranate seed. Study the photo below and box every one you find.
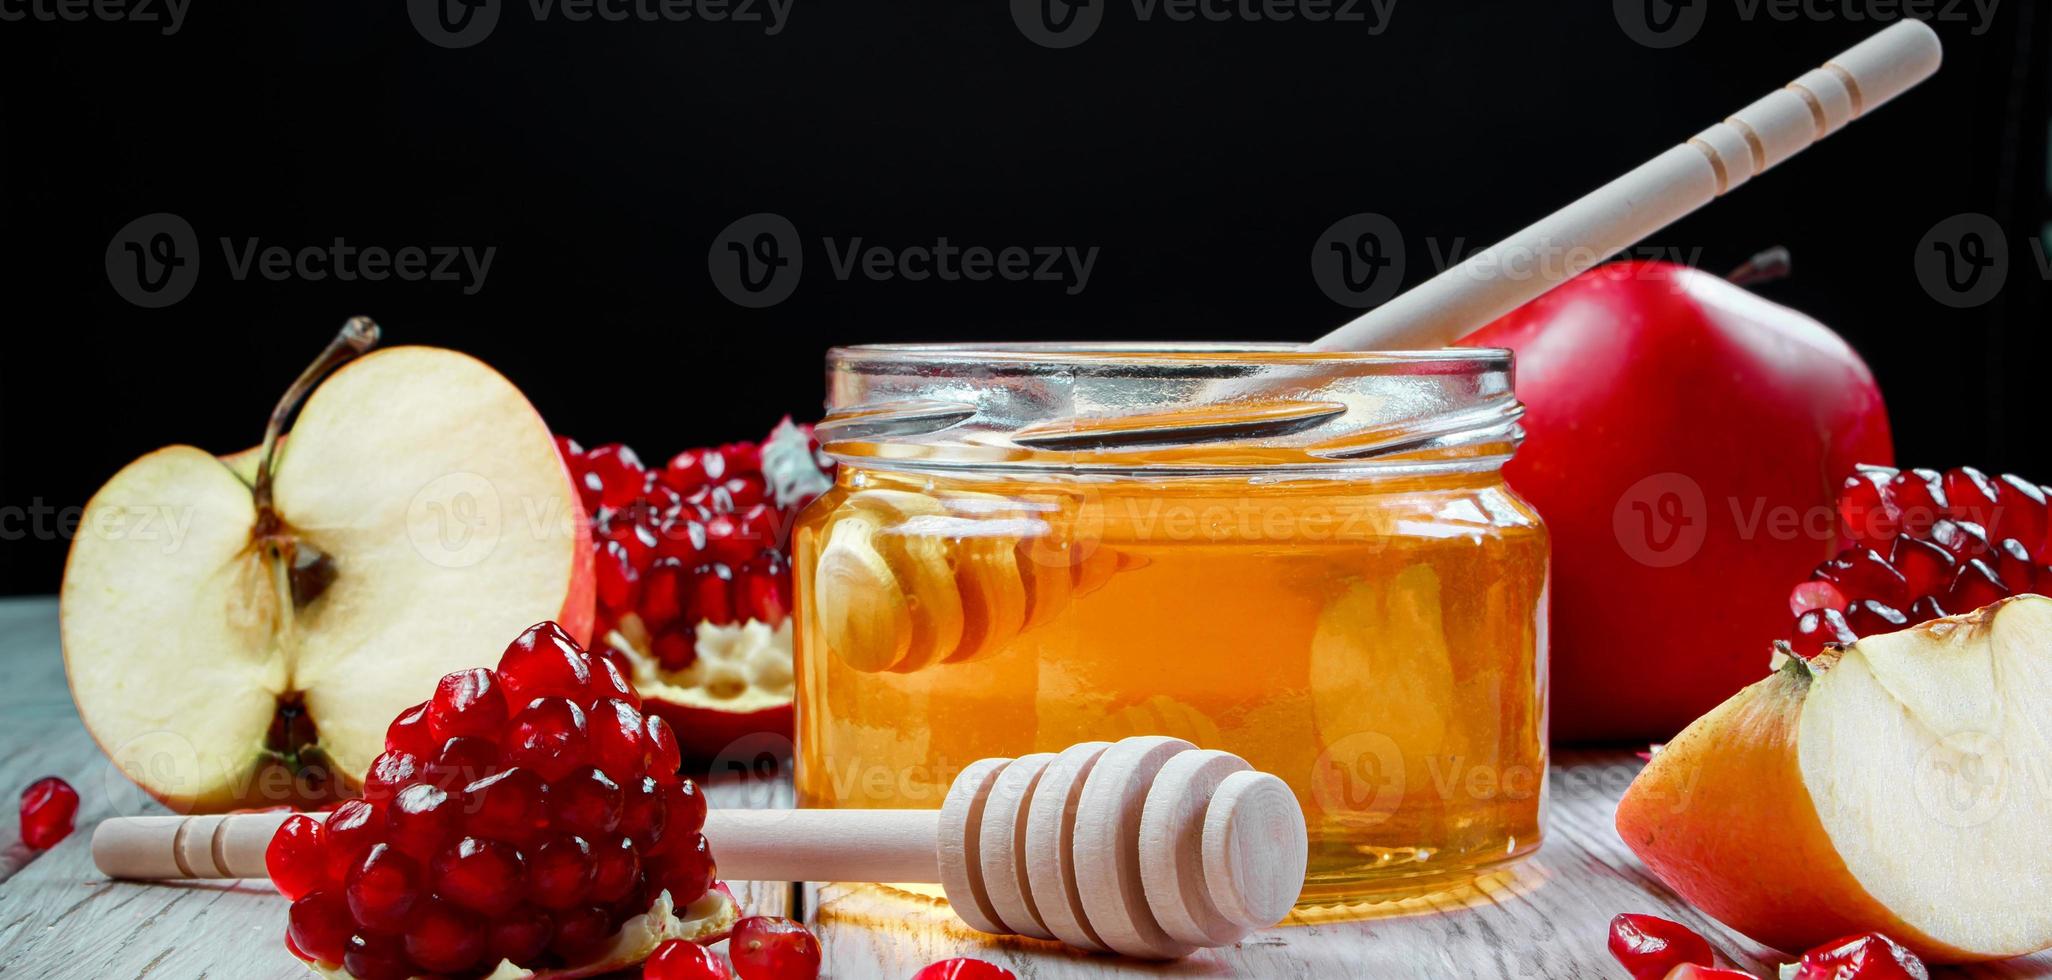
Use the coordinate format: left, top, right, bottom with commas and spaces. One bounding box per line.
270, 623, 723, 978
912, 958, 1018, 980
729, 915, 822, 980
1607, 913, 1715, 980
18, 776, 77, 850
1786, 932, 1930, 980
266, 814, 332, 900
1664, 968, 1756, 980
1793, 465, 2052, 650
1790, 608, 1857, 659
645, 938, 734, 978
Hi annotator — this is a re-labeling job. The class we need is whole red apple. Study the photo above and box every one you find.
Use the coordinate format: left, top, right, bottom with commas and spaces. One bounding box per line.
1462, 260, 1892, 741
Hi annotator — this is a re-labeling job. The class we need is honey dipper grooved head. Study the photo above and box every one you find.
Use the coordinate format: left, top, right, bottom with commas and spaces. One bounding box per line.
939, 736, 1308, 959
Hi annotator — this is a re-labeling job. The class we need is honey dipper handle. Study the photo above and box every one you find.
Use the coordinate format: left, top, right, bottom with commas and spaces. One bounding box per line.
1313, 19, 1941, 352
93, 809, 945, 885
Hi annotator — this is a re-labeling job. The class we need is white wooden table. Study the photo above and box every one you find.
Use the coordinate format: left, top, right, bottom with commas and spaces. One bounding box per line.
0, 595, 2044, 979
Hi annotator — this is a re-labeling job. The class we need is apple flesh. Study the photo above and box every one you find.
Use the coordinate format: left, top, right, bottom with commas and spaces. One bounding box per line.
1616, 595, 2052, 963
1462, 260, 1892, 740
61, 329, 592, 811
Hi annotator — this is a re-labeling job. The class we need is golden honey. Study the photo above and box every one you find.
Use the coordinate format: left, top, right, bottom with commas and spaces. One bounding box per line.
791, 344, 1548, 907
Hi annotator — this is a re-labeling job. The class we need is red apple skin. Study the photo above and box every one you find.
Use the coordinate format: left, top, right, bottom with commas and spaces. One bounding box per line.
1462, 261, 1892, 741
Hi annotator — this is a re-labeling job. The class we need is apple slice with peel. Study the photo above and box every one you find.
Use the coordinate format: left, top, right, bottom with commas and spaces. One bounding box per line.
61, 320, 593, 811
1617, 595, 2052, 963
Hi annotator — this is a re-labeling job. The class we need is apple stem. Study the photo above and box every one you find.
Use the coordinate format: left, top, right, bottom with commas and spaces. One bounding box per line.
250, 317, 381, 518
1725, 247, 1793, 287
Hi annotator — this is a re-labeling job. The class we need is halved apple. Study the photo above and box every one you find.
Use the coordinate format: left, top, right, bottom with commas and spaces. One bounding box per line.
1616, 595, 2052, 963
61, 321, 594, 812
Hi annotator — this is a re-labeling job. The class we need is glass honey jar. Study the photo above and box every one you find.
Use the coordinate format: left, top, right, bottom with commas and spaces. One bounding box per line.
791, 344, 1548, 906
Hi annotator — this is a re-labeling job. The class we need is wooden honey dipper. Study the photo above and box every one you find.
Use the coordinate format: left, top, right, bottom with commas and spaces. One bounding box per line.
91, 735, 1307, 960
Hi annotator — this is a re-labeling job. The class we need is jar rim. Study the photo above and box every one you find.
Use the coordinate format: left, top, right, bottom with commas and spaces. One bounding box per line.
829, 342, 1511, 370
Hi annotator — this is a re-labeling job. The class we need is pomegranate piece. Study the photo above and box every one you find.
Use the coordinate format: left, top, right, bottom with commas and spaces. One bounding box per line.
1607, 913, 1715, 980
912, 958, 1019, 980
266, 814, 332, 901
1794, 463, 2052, 651
645, 938, 734, 979
269, 625, 724, 978
1786, 932, 1930, 980
1789, 608, 1857, 660
728, 915, 822, 980
18, 776, 77, 850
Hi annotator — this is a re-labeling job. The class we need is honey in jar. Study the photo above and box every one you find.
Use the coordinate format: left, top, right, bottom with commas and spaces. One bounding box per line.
792, 344, 1547, 906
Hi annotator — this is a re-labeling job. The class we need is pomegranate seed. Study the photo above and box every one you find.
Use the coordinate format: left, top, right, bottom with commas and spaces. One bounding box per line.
1787, 932, 1930, 980
1884, 468, 1948, 535
266, 814, 332, 900
912, 959, 1018, 980
641, 558, 688, 630
404, 899, 486, 974
705, 514, 757, 567
506, 697, 591, 783
428, 667, 507, 743
591, 835, 642, 903
585, 444, 650, 511
684, 563, 736, 626
1997, 476, 2049, 547
1997, 538, 2037, 591
18, 776, 78, 850
288, 891, 353, 965
345, 843, 422, 934
646, 938, 735, 979
490, 906, 556, 967
325, 798, 383, 881
646, 717, 685, 786
427, 734, 500, 790
1813, 547, 1909, 609
1837, 469, 1899, 547
1948, 559, 2012, 613
498, 621, 594, 705
551, 904, 616, 960
1909, 596, 1948, 622
668, 778, 708, 836
527, 834, 596, 909
621, 775, 670, 850
1788, 580, 1849, 617
1845, 599, 1909, 638
588, 655, 642, 710
1945, 467, 2006, 529
2036, 564, 2052, 596
556, 434, 586, 460
661, 449, 715, 493
552, 767, 625, 838
729, 915, 822, 980
462, 767, 549, 845
1791, 608, 1857, 659
597, 538, 644, 614
591, 699, 649, 782
654, 631, 697, 671
1888, 537, 1957, 600
362, 749, 423, 801
657, 519, 709, 564
725, 474, 767, 510
433, 836, 525, 917
385, 700, 435, 757
1607, 913, 1715, 980
343, 932, 412, 980
385, 782, 460, 861
735, 563, 789, 624
1929, 519, 1994, 562
651, 833, 716, 905
721, 441, 762, 474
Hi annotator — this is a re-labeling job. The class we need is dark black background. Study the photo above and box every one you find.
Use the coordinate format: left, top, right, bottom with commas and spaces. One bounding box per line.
1, 1, 2046, 594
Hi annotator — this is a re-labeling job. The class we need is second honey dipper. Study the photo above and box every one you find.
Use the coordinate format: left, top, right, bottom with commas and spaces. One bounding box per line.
92, 735, 1307, 960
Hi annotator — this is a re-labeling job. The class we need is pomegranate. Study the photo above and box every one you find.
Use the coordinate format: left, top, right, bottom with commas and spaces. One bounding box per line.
1786, 932, 1930, 980
911, 959, 1018, 980
1609, 913, 1717, 980
18, 776, 79, 849
727, 915, 821, 980
645, 939, 732, 978
270, 622, 737, 978
1785, 465, 2052, 655
559, 418, 832, 757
